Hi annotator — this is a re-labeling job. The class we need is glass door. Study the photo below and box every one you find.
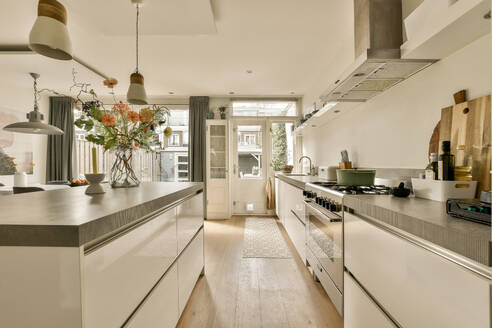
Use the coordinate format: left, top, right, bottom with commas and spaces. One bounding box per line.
232, 120, 267, 214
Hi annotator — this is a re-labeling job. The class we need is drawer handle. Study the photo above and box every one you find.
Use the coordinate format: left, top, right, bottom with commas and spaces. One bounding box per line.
317, 264, 323, 273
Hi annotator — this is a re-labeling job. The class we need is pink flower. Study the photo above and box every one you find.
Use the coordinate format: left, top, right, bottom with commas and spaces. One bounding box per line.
102, 114, 116, 127
127, 111, 140, 123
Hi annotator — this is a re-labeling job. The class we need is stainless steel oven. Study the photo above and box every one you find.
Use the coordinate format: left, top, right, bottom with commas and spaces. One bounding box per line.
305, 201, 343, 294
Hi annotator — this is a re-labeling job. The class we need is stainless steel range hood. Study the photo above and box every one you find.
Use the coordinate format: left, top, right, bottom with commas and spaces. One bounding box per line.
320, 0, 437, 103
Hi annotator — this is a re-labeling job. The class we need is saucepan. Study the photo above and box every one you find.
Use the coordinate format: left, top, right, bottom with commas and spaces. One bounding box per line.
336, 169, 376, 186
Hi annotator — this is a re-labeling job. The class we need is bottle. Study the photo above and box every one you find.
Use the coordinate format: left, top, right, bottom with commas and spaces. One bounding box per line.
425, 153, 438, 180
438, 141, 455, 181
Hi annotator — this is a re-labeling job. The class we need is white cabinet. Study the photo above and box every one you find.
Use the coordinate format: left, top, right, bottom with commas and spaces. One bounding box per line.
276, 178, 306, 264
206, 120, 230, 219
84, 207, 178, 328
344, 272, 395, 328
126, 263, 179, 328
344, 212, 490, 328
178, 229, 204, 315
177, 193, 204, 254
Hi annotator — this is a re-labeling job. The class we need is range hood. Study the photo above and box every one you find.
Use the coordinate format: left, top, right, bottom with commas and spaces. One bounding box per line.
320, 0, 437, 103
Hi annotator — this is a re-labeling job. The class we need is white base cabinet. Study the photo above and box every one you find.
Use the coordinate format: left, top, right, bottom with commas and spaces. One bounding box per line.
344, 212, 491, 328
344, 272, 395, 328
178, 230, 204, 316
275, 177, 306, 263
126, 263, 180, 328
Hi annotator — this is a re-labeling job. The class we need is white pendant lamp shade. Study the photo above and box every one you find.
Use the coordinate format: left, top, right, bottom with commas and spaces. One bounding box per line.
3, 73, 64, 135
3, 113, 64, 135
29, 0, 72, 61
127, 72, 148, 105
126, 1, 148, 105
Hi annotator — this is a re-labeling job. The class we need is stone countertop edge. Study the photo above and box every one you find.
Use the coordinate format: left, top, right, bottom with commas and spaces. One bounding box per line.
344, 195, 491, 269
0, 182, 203, 248
275, 173, 328, 189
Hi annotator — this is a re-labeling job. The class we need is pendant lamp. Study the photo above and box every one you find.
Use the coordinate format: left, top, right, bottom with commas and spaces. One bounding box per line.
29, 0, 72, 61
127, 0, 148, 105
3, 73, 64, 135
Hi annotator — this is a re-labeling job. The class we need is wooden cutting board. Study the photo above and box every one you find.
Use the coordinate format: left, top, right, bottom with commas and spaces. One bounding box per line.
440, 95, 491, 197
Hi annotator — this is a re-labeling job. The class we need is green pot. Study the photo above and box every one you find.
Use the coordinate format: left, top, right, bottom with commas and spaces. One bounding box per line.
336, 169, 376, 186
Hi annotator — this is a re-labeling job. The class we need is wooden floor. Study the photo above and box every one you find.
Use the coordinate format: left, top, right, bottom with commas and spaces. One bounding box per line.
177, 216, 343, 328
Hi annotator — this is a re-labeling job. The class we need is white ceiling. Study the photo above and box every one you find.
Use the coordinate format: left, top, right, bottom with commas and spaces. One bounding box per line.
65, 0, 216, 36
0, 0, 354, 98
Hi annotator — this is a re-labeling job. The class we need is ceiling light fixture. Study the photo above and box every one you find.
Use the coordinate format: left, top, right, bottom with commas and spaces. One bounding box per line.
3, 73, 64, 135
246, 70, 253, 74
127, 0, 148, 105
29, 0, 72, 60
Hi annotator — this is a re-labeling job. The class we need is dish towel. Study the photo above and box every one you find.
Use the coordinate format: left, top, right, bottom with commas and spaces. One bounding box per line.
265, 177, 275, 210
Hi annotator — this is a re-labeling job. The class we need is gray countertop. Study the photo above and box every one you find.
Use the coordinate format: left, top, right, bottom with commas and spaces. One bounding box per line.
275, 173, 491, 269
0, 182, 203, 247
344, 195, 491, 268
275, 172, 329, 189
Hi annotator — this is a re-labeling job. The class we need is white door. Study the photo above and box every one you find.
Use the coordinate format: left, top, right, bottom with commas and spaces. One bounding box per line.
232, 120, 267, 215
206, 120, 230, 219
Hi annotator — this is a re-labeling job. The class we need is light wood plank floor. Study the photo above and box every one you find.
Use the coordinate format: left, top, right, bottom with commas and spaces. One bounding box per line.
177, 216, 343, 328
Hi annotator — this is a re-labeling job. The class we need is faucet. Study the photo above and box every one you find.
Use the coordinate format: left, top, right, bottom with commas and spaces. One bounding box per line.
299, 156, 314, 175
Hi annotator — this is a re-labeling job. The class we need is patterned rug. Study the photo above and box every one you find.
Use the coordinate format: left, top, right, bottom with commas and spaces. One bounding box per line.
242, 218, 292, 258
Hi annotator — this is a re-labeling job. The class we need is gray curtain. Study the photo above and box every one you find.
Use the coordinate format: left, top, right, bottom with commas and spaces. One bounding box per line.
46, 96, 74, 182
189, 96, 209, 182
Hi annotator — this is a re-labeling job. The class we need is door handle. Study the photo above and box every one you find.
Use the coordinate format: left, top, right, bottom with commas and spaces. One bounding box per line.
233, 164, 237, 174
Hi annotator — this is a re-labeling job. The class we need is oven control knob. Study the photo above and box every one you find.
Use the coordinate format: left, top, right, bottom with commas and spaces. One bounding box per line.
315, 197, 321, 205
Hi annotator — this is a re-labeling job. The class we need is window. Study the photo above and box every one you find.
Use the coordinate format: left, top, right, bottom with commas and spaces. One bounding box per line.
237, 125, 262, 178
232, 100, 298, 117
271, 122, 294, 171
159, 109, 189, 182
169, 133, 180, 146
242, 134, 256, 145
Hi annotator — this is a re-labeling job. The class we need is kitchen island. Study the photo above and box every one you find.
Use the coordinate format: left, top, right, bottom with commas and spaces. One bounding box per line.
0, 182, 204, 328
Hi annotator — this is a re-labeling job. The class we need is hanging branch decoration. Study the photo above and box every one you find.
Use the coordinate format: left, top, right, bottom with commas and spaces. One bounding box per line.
35, 68, 171, 153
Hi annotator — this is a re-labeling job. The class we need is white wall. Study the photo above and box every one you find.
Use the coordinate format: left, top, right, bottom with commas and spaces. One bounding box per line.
0, 86, 49, 185
301, 32, 491, 169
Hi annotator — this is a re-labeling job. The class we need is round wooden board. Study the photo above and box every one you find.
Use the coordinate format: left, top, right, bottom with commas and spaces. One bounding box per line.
428, 121, 440, 157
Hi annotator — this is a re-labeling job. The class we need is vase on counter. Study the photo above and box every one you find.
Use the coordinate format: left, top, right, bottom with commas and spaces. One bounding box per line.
110, 147, 140, 188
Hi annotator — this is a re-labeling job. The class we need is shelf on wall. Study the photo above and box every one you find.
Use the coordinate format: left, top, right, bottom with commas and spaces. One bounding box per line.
293, 102, 359, 135
401, 0, 490, 60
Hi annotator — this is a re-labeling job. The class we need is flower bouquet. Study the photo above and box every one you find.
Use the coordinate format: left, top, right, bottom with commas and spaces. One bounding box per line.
75, 102, 170, 188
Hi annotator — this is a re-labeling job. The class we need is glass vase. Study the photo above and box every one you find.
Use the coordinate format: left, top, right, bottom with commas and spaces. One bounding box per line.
110, 147, 140, 188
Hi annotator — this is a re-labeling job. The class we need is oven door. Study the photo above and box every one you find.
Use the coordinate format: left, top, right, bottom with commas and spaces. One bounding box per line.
305, 201, 343, 293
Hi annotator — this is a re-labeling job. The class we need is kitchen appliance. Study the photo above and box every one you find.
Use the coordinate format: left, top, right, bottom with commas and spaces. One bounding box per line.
320, 0, 436, 104
446, 199, 491, 225
303, 181, 391, 315
318, 166, 338, 180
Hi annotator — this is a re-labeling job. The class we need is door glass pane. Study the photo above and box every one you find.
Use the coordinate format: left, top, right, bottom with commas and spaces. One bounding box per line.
210, 124, 226, 179
237, 125, 262, 178
271, 122, 294, 171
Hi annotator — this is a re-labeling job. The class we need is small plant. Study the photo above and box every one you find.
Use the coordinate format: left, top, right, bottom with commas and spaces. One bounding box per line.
218, 106, 227, 119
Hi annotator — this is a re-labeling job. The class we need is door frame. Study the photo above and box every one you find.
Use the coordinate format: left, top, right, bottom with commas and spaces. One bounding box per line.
229, 117, 298, 215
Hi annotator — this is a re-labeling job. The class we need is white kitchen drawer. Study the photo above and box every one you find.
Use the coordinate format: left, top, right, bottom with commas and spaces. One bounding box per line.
344, 272, 396, 328
344, 212, 490, 328
307, 246, 343, 315
287, 209, 306, 263
125, 263, 179, 328
177, 193, 204, 254
84, 208, 178, 328
178, 228, 204, 315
